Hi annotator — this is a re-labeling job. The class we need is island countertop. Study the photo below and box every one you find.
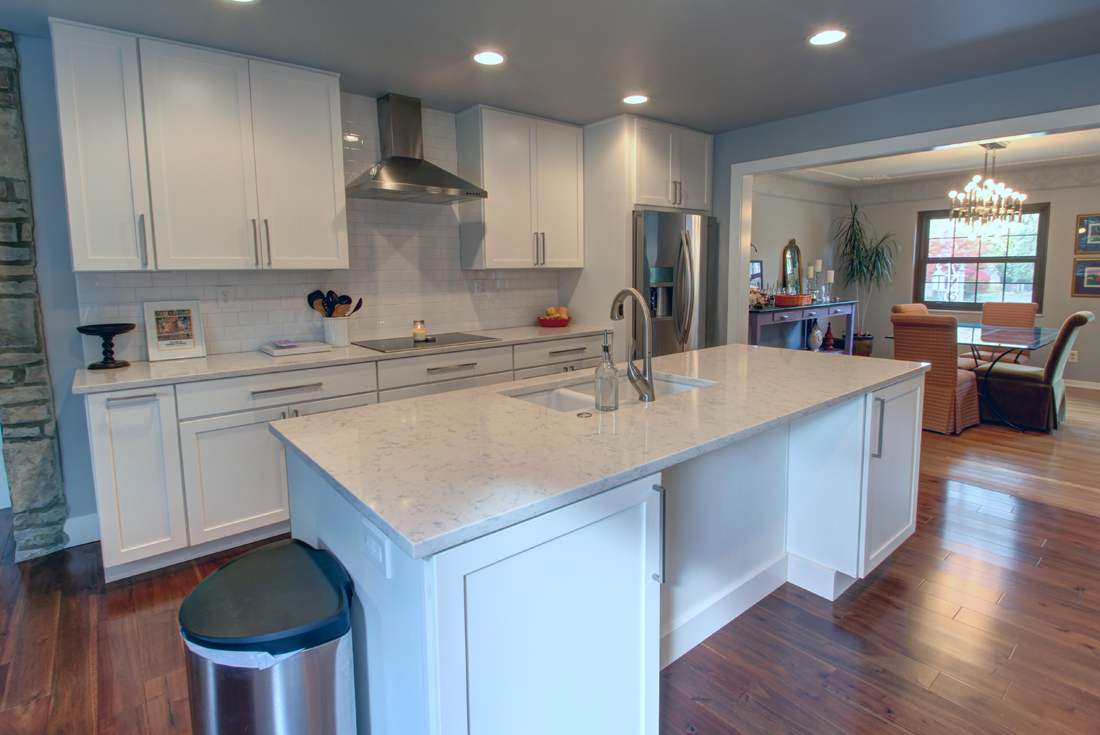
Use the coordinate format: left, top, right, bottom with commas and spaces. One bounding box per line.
270, 344, 928, 559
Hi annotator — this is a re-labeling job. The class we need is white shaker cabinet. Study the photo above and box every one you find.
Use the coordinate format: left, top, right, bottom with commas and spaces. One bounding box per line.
85, 388, 188, 569
633, 118, 712, 212
51, 23, 153, 271
457, 106, 583, 269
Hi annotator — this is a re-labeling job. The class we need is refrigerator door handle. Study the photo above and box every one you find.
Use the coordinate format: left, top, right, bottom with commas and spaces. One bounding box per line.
673, 234, 685, 343
677, 229, 696, 349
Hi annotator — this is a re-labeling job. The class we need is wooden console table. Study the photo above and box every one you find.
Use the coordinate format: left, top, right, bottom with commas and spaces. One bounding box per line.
748, 300, 858, 355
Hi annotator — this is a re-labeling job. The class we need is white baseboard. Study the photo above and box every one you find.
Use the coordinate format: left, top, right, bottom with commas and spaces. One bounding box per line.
659, 555, 787, 668
64, 512, 100, 548
1065, 379, 1100, 391
786, 553, 857, 601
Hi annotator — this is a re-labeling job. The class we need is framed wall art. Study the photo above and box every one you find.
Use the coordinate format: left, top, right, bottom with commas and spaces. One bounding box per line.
749, 260, 763, 289
1071, 258, 1100, 298
143, 301, 207, 361
1075, 214, 1100, 253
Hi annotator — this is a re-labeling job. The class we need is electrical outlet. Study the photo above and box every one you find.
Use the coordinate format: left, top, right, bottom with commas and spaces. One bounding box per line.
363, 519, 392, 578
474, 281, 487, 294
1068, 350, 1078, 363
216, 286, 235, 309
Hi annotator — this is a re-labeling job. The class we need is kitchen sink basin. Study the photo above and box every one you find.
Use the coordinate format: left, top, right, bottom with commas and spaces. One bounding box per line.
505, 373, 716, 412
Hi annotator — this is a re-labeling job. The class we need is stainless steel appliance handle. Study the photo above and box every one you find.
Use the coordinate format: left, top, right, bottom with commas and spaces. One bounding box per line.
251, 382, 323, 396
549, 347, 586, 357
678, 181, 683, 205
252, 219, 260, 266
871, 397, 886, 458
652, 484, 666, 584
107, 393, 158, 404
264, 219, 272, 266
678, 229, 696, 348
673, 234, 686, 342
533, 232, 539, 266
427, 362, 477, 374
138, 214, 149, 267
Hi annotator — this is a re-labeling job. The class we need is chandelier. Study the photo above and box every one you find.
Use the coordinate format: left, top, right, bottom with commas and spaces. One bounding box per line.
947, 142, 1027, 232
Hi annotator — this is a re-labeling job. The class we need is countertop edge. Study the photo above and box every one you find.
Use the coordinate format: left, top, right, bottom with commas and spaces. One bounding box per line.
271, 362, 929, 560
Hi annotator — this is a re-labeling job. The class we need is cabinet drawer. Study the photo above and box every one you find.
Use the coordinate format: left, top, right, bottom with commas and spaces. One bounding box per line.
514, 357, 602, 381
800, 307, 830, 321
377, 346, 513, 390
513, 335, 604, 369
379, 371, 514, 403
766, 310, 801, 324
824, 304, 854, 317
176, 363, 377, 419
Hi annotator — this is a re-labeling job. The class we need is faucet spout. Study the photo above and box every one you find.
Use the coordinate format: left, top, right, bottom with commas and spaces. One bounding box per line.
610, 287, 656, 402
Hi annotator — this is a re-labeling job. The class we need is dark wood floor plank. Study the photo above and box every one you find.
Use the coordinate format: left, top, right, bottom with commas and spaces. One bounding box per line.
929, 674, 1062, 735
659, 683, 747, 735
0, 694, 50, 735
46, 590, 98, 734
0, 556, 62, 712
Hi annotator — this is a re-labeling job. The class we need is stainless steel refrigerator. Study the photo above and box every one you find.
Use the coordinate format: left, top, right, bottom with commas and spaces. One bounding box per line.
632, 209, 719, 356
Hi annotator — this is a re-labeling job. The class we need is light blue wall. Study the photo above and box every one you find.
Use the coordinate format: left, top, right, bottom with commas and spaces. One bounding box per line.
16, 34, 98, 521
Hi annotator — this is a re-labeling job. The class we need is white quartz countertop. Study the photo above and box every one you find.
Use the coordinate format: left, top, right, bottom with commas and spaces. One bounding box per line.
71, 324, 606, 395
269, 344, 929, 560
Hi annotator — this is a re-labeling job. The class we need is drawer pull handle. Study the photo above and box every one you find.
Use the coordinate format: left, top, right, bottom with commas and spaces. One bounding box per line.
777, 315, 789, 320
427, 362, 477, 374
832, 308, 844, 314
805, 311, 817, 317
251, 382, 323, 396
107, 393, 158, 404
549, 347, 586, 357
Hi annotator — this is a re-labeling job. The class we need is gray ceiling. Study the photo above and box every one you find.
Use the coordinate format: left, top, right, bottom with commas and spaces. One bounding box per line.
5, 0, 1100, 134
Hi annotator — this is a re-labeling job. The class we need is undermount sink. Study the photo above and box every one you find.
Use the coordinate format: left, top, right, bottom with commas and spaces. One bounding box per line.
506, 373, 716, 412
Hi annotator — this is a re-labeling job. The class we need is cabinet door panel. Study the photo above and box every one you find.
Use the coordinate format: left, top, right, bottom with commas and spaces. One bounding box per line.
861, 377, 923, 575
250, 60, 348, 270
535, 120, 583, 267
86, 389, 188, 568
481, 109, 538, 268
634, 119, 675, 207
140, 40, 258, 270
677, 130, 711, 211
51, 23, 151, 271
179, 407, 290, 545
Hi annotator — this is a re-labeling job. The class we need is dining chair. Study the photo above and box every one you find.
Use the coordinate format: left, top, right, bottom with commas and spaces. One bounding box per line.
975, 302, 1039, 365
890, 313, 981, 435
891, 304, 983, 371
974, 311, 1095, 431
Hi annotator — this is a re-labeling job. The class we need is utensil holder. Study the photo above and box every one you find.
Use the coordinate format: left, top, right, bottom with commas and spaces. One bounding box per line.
323, 317, 350, 347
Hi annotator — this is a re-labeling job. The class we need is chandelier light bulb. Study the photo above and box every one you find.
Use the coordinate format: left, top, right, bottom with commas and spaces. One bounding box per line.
972, 175, 982, 182
949, 190, 958, 198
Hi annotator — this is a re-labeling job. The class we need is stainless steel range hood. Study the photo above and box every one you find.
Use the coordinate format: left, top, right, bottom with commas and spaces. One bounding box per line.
345, 93, 487, 205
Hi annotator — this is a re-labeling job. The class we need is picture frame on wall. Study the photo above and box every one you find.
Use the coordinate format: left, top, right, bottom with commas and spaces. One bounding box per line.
1071, 258, 1100, 298
749, 260, 763, 289
143, 301, 207, 361
1075, 214, 1100, 253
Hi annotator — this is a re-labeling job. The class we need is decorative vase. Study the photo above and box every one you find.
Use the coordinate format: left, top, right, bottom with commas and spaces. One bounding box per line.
822, 322, 835, 351
853, 334, 874, 357
808, 320, 824, 351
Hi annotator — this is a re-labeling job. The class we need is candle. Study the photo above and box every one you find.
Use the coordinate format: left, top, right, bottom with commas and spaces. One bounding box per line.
806, 265, 815, 279
826, 270, 834, 283
413, 319, 427, 342
815, 260, 823, 273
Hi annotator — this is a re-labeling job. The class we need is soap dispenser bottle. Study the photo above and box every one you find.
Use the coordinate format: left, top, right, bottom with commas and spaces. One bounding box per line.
594, 330, 618, 411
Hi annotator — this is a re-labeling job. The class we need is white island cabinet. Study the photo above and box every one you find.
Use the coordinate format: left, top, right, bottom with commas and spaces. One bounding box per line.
270, 345, 928, 735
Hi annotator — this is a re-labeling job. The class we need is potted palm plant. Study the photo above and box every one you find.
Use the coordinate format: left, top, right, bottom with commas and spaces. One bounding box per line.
834, 202, 901, 357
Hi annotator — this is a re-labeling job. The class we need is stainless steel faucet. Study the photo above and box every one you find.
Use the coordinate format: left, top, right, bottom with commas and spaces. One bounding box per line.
610, 287, 655, 402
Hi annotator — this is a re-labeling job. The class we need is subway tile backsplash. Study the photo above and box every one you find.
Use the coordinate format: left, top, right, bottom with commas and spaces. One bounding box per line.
77, 93, 560, 364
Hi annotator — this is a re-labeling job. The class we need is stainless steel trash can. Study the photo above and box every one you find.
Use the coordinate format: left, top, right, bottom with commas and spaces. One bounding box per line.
179, 539, 356, 735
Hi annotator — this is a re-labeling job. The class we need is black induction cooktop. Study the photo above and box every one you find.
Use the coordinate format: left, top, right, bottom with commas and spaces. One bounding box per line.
352, 332, 501, 353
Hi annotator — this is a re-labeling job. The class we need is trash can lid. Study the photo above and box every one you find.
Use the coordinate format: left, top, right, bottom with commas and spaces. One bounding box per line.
179, 539, 353, 655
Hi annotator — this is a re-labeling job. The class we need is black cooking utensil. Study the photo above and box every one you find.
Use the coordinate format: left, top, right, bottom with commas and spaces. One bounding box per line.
307, 290, 324, 311
337, 294, 352, 306
324, 291, 338, 317
350, 298, 363, 315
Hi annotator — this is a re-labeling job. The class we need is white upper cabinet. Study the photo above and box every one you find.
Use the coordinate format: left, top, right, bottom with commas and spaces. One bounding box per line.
457, 106, 583, 269
51, 21, 348, 271
249, 60, 348, 270
140, 40, 260, 270
51, 23, 152, 271
633, 118, 712, 212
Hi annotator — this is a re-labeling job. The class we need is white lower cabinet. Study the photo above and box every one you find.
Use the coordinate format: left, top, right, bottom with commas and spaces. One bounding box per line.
85, 388, 188, 568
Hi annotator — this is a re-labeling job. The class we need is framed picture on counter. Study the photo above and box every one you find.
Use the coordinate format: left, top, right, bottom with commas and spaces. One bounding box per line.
749, 260, 763, 289
1071, 258, 1100, 298
1075, 213, 1100, 253
143, 300, 206, 361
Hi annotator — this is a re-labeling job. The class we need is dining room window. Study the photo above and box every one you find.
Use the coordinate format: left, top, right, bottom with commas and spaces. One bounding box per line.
913, 203, 1048, 312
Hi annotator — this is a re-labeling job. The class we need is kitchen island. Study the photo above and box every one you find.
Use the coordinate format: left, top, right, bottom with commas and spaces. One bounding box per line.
270, 344, 928, 735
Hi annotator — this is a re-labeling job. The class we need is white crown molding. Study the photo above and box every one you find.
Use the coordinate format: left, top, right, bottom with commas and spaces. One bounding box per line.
851, 161, 1100, 205
753, 173, 851, 207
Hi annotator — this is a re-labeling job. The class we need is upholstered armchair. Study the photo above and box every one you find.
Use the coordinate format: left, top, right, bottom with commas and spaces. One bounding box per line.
891, 304, 980, 372
891, 313, 981, 435
974, 311, 1095, 431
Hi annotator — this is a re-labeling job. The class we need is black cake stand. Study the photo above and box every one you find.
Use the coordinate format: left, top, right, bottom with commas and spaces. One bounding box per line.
76, 323, 136, 370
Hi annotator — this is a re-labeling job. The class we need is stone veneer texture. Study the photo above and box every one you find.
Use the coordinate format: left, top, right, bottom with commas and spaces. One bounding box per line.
76, 92, 562, 364
0, 30, 68, 560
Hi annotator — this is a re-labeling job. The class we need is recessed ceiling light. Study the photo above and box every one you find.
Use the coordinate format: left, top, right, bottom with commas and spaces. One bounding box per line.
473, 51, 505, 65
809, 29, 847, 46
623, 95, 648, 105
227, 0, 261, 4
344, 134, 359, 142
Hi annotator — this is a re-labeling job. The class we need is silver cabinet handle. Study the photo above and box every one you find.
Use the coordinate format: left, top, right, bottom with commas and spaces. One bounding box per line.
805, 311, 818, 317
832, 308, 846, 314
871, 397, 886, 458
652, 484, 666, 584
107, 393, 158, 404
252, 219, 260, 266
291, 408, 300, 418
549, 347, 586, 357
138, 214, 149, 267
540, 232, 546, 265
251, 382, 323, 396
427, 362, 477, 374
777, 314, 790, 321
264, 219, 272, 266
280, 411, 287, 420
533, 232, 539, 266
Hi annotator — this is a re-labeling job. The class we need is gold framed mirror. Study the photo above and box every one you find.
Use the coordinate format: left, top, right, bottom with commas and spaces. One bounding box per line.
781, 239, 802, 293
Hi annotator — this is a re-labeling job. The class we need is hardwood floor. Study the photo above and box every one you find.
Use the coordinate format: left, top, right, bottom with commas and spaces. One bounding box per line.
0, 388, 1096, 733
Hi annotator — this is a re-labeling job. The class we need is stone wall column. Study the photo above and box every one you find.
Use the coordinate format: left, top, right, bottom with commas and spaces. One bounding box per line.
0, 30, 68, 560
